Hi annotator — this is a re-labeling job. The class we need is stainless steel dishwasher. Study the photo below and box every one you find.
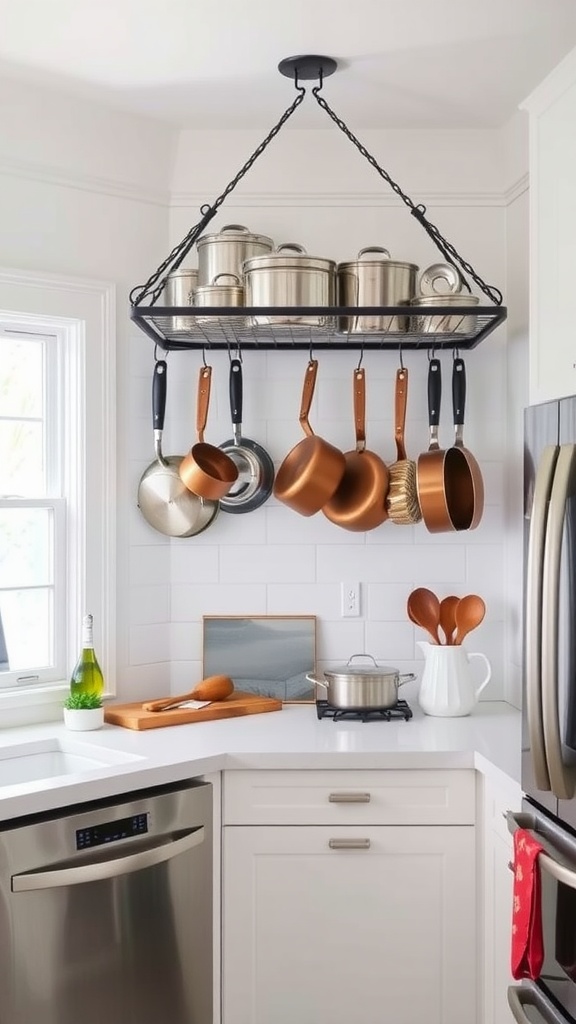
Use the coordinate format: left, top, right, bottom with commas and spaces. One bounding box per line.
0, 778, 213, 1024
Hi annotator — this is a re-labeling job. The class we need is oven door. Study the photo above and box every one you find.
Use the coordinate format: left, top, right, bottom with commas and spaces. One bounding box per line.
508, 805, 576, 1022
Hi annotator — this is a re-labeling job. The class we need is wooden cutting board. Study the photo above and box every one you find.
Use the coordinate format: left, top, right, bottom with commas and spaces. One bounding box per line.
104, 690, 283, 730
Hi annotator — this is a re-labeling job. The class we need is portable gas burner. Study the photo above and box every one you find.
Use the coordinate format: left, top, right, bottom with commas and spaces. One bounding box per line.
316, 699, 413, 723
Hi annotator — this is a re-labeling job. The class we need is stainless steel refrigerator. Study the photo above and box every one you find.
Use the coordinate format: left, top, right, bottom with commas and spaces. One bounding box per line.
507, 397, 576, 1023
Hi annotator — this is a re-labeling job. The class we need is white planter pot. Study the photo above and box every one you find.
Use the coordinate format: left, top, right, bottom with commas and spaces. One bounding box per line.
63, 707, 104, 731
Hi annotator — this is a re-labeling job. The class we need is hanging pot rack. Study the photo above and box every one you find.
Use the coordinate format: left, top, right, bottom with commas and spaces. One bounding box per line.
129, 55, 507, 353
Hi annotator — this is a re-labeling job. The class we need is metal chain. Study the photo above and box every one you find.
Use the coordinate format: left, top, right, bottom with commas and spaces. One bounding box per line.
311, 85, 503, 306
130, 84, 306, 307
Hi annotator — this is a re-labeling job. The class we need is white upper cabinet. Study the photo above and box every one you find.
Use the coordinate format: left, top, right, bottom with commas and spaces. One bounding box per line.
522, 46, 576, 403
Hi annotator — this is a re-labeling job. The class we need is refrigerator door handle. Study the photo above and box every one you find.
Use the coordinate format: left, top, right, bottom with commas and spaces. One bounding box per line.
542, 443, 576, 800
526, 444, 558, 792
507, 810, 576, 890
508, 983, 571, 1023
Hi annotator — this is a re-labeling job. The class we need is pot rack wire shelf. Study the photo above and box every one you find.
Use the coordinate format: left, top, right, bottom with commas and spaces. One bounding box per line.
130, 304, 506, 352
129, 54, 507, 354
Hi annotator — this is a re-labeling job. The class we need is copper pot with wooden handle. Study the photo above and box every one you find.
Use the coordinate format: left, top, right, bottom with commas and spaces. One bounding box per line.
179, 365, 239, 500
322, 367, 390, 532
273, 359, 346, 516
416, 358, 472, 533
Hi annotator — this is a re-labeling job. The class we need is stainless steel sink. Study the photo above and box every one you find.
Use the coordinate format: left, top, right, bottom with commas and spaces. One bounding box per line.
0, 737, 144, 787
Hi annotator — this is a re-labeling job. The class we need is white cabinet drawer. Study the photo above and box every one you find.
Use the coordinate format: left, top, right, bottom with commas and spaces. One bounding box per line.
223, 769, 475, 825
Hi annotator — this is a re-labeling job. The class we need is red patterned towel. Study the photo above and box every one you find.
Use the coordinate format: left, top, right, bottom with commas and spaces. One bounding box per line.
511, 827, 545, 980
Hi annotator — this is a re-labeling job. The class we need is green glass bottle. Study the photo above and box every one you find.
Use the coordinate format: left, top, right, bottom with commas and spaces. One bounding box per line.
70, 614, 104, 698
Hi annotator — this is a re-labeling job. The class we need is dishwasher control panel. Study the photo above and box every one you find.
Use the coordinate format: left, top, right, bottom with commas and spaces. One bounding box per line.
76, 812, 149, 850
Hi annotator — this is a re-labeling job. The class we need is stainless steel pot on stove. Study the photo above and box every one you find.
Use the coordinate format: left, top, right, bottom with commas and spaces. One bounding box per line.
196, 224, 274, 285
306, 655, 416, 709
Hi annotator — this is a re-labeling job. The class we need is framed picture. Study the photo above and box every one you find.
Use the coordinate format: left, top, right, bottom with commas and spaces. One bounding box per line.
202, 615, 317, 703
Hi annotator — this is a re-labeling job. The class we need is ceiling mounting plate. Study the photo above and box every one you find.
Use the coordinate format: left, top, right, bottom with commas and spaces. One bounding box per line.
278, 55, 338, 82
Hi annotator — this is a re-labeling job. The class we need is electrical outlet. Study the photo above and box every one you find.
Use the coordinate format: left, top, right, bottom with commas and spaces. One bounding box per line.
341, 581, 361, 617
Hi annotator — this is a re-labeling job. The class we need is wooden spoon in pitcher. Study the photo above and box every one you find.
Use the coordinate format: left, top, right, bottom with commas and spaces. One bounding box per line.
454, 595, 486, 645
439, 595, 459, 645
407, 587, 441, 645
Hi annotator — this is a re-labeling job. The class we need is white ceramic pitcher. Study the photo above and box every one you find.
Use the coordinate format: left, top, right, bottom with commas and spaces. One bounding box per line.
417, 641, 491, 717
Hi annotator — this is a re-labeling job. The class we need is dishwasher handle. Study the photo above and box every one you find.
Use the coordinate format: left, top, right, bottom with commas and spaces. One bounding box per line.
12, 825, 205, 892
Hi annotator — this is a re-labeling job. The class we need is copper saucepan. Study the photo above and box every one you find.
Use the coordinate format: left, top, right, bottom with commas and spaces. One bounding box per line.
179, 365, 239, 500
323, 367, 390, 532
273, 359, 346, 516
449, 357, 484, 530
416, 357, 472, 533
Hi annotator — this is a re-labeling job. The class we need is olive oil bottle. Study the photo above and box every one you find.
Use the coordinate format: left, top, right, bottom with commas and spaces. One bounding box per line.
70, 614, 104, 698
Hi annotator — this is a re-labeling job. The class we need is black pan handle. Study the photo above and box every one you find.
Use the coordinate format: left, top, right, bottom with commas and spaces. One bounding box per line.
427, 358, 442, 427
452, 357, 466, 426
229, 358, 243, 427
152, 360, 167, 432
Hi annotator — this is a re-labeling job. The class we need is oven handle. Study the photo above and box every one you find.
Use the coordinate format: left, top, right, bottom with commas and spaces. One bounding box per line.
526, 444, 558, 793
508, 983, 570, 1023
11, 825, 205, 892
542, 443, 576, 800
507, 811, 576, 890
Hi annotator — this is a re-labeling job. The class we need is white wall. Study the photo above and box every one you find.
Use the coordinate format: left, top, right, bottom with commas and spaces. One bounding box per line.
0, 78, 177, 701
0, 79, 529, 705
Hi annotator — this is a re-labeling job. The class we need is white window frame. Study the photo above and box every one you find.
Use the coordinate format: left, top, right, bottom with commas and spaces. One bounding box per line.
0, 267, 116, 719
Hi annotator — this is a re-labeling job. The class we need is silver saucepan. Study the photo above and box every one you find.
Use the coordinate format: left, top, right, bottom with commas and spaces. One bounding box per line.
307, 654, 416, 709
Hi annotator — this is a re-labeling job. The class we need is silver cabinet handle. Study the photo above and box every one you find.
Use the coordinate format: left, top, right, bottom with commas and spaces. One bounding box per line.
328, 838, 371, 850
328, 792, 371, 803
526, 444, 558, 793
12, 826, 205, 892
508, 984, 568, 1023
506, 811, 576, 891
542, 443, 576, 799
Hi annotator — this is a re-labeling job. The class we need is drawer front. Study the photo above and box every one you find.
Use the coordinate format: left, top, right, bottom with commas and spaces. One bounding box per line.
223, 769, 475, 825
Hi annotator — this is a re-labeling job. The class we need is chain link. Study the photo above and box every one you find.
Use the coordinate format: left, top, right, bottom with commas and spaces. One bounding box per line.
130, 85, 306, 307
311, 86, 503, 306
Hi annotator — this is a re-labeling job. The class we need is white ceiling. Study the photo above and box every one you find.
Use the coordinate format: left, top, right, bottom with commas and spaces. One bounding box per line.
1, 0, 576, 129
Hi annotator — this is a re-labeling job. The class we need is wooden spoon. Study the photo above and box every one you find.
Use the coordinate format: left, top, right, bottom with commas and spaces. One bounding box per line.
454, 594, 486, 645
439, 595, 459, 646
407, 587, 441, 645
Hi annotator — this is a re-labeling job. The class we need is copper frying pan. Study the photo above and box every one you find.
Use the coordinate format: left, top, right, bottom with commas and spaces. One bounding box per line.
449, 357, 484, 530
179, 365, 239, 500
417, 357, 471, 534
273, 359, 346, 516
323, 367, 390, 532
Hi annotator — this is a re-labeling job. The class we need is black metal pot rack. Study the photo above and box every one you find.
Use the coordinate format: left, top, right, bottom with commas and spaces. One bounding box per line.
129, 55, 507, 354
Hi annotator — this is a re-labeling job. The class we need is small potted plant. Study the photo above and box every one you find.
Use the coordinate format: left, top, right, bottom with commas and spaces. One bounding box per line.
63, 691, 105, 731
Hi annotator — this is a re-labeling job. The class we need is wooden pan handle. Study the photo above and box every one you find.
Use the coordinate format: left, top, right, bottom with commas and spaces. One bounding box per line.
298, 360, 318, 438
394, 367, 408, 461
196, 365, 212, 444
353, 368, 366, 452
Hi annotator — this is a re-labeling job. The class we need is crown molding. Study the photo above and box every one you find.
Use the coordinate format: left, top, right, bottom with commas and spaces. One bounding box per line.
0, 155, 170, 207
171, 186, 523, 209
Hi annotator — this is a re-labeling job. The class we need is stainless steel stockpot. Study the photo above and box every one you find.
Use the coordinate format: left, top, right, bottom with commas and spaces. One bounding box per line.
410, 294, 479, 335
163, 267, 199, 332
243, 243, 337, 327
337, 247, 418, 333
306, 654, 416, 709
193, 273, 245, 326
197, 224, 274, 285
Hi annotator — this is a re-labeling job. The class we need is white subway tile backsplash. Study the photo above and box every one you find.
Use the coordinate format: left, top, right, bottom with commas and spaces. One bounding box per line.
317, 543, 466, 583
129, 585, 170, 625
266, 505, 365, 545
367, 584, 417, 621
316, 619, 366, 660
171, 583, 267, 619
169, 544, 219, 583
365, 621, 416, 662
130, 545, 171, 586
170, 620, 202, 661
266, 584, 337, 617
219, 544, 317, 584
130, 623, 171, 665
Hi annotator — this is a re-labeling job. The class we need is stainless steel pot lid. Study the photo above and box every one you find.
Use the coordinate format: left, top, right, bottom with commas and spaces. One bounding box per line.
323, 655, 400, 679
197, 224, 274, 248
338, 247, 418, 273
244, 243, 336, 274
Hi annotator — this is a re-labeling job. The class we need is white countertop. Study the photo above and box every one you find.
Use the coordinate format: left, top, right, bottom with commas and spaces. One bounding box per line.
0, 698, 521, 822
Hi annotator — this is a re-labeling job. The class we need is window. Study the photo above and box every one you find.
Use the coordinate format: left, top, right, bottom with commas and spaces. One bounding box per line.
0, 269, 116, 717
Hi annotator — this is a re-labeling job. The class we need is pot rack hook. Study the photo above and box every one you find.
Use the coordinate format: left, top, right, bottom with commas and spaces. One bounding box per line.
356, 344, 365, 371
278, 55, 337, 95
398, 344, 405, 371
427, 346, 437, 362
